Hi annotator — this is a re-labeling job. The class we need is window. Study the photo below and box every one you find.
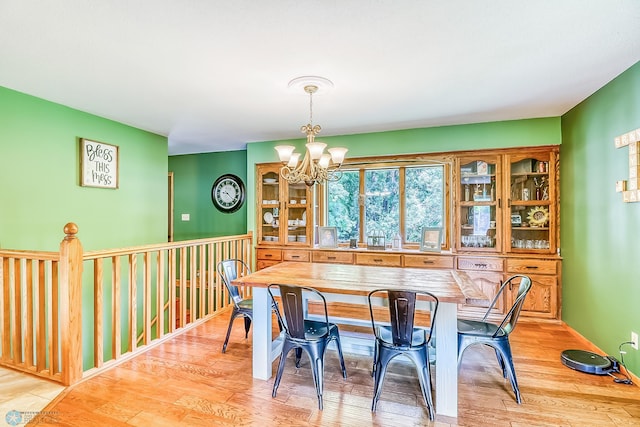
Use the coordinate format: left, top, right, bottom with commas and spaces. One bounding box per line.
326, 162, 447, 247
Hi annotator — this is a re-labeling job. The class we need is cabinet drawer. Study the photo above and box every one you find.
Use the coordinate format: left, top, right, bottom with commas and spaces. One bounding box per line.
256, 248, 282, 261
283, 250, 310, 262
404, 255, 454, 269
312, 251, 354, 264
457, 257, 503, 272
356, 253, 402, 267
256, 260, 280, 270
506, 258, 557, 275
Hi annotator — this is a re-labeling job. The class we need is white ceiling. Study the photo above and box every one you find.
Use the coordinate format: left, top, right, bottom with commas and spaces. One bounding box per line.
1, 1, 639, 156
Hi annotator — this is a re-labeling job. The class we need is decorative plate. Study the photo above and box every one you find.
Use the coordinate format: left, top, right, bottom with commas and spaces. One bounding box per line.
527, 206, 549, 227
263, 212, 273, 224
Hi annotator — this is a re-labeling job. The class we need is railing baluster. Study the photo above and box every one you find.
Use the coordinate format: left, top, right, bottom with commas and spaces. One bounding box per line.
94, 258, 104, 368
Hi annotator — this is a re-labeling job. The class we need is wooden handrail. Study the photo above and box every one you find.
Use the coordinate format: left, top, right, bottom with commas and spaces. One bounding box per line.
0, 223, 253, 386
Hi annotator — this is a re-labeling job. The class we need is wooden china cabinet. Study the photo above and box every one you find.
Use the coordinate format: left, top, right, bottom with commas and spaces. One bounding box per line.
255, 145, 562, 321
256, 164, 312, 269
454, 146, 560, 320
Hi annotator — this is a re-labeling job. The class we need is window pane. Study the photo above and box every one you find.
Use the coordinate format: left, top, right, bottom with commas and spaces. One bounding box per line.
327, 170, 360, 241
365, 169, 399, 241
405, 166, 444, 242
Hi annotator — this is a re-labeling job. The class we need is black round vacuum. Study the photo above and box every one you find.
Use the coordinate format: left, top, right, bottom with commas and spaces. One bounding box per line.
561, 349, 614, 375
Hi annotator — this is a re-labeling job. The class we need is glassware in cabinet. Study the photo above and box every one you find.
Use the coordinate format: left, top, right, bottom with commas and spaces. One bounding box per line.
457, 157, 501, 252
258, 168, 281, 244
284, 181, 310, 245
505, 152, 556, 254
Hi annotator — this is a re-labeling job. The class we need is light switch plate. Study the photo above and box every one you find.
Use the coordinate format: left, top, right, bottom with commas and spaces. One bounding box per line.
181, 214, 190, 221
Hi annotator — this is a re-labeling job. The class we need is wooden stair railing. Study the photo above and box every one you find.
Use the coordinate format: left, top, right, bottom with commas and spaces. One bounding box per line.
0, 223, 252, 386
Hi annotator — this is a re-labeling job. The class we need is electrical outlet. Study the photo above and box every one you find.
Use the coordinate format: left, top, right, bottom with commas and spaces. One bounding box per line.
632, 331, 639, 350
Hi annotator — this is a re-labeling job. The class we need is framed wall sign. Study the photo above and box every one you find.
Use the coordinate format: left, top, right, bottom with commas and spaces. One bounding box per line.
80, 138, 119, 189
420, 227, 442, 252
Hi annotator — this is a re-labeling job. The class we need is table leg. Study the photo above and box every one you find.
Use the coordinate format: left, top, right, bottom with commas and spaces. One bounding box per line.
435, 301, 458, 418
252, 287, 272, 380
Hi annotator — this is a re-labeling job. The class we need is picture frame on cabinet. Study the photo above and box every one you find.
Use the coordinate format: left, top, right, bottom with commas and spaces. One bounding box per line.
420, 227, 442, 252
318, 227, 338, 248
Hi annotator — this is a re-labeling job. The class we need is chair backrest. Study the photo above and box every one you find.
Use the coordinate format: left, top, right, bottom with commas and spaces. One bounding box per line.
484, 275, 532, 337
268, 284, 329, 340
368, 289, 439, 347
217, 259, 251, 306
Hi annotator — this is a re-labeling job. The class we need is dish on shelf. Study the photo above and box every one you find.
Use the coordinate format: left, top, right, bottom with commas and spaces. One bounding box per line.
263, 212, 273, 224
527, 206, 549, 227
302, 212, 307, 222
263, 178, 277, 183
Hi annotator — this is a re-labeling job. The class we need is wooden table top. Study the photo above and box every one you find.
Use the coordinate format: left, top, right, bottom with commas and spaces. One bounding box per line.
233, 262, 487, 304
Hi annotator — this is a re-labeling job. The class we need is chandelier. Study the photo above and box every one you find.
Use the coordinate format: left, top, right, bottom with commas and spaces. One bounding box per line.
275, 77, 348, 186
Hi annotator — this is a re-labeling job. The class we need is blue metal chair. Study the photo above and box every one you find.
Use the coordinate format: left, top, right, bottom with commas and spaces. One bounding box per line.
457, 275, 532, 404
217, 259, 281, 353
268, 284, 347, 410
368, 289, 439, 420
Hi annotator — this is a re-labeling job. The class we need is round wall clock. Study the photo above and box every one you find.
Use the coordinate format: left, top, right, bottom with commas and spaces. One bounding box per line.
211, 174, 245, 213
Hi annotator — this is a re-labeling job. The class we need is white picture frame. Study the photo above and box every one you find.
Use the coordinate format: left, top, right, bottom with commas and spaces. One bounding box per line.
318, 227, 338, 248
420, 227, 442, 252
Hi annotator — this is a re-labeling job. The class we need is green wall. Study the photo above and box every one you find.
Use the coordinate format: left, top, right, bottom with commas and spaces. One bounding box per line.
168, 150, 248, 240
561, 61, 640, 375
0, 86, 168, 250
246, 117, 561, 241
0, 85, 168, 370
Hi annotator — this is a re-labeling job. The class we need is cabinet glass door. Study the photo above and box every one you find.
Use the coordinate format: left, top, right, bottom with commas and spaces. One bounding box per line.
259, 169, 281, 244
506, 154, 554, 253
285, 182, 310, 245
458, 157, 500, 252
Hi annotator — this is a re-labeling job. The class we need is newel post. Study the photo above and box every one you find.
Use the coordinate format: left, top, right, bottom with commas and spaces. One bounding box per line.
59, 222, 83, 385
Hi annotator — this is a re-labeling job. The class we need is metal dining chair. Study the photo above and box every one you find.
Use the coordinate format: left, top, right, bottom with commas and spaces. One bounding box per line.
216, 259, 281, 353
368, 288, 439, 420
268, 284, 347, 410
457, 275, 532, 403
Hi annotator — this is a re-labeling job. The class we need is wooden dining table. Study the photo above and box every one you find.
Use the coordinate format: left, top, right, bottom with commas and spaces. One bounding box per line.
232, 261, 487, 418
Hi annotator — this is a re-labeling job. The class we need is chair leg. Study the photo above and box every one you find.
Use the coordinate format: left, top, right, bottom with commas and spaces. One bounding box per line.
331, 331, 347, 379
295, 348, 303, 368
495, 348, 507, 378
371, 339, 379, 378
272, 340, 294, 398
371, 348, 394, 412
243, 316, 252, 338
222, 308, 239, 353
307, 343, 327, 410
494, 342, 522, 404
408, 349, 435, 421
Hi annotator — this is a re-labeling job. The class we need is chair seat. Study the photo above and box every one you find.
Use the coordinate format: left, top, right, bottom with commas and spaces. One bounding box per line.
238, 299, 253, 310
296, 319, 337, 341
377, 325, 428, 348
457, 318, 507, 338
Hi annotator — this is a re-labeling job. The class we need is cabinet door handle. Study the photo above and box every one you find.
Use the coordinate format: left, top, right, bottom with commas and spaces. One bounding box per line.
507, 198, 511, 208
291, 255, 300, 259
328, 256, 336, 260
474, 263, 487, 268
423, 260, 435, 265
265, 254, 272, 257
373, 258, 383, 262
525, 265, 538, 269
498, 198, 502, 208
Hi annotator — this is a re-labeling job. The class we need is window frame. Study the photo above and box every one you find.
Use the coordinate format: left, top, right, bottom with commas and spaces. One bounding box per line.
320, 154, 452, 251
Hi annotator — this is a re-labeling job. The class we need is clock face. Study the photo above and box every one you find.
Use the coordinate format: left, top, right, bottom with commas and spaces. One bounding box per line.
211, 174, 245, 213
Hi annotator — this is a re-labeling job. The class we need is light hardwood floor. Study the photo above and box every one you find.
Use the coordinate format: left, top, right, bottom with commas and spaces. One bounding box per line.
23, 312, 640, 426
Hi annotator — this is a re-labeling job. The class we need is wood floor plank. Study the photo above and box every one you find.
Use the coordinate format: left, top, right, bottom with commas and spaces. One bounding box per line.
34, 313, 640, 426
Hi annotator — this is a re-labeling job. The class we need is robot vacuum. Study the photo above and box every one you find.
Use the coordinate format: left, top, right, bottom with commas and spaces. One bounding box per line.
561, 349, 615, 375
